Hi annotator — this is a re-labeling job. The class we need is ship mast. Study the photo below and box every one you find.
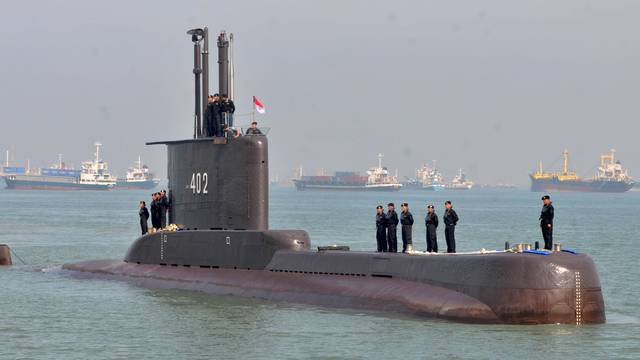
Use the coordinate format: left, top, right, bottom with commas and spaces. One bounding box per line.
563, 148, 569, 175
378, 153, 383, 169
95, 142, 103, 163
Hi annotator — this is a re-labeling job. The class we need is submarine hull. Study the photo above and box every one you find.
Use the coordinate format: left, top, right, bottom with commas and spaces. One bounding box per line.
63, 230, 605, 325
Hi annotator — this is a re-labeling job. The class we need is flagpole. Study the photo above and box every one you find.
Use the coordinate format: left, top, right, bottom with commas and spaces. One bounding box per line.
251, 96, 255, 124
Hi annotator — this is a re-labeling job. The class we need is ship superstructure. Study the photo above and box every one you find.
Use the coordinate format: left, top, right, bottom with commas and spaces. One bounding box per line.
530, 149, 634, 193
115, 156, 160, 190
78, 143, 117, 188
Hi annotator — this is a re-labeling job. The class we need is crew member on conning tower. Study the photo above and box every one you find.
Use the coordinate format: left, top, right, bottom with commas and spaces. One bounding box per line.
400, 202, 414, 253
540, 195, 554, 250
425, 204, 438, 253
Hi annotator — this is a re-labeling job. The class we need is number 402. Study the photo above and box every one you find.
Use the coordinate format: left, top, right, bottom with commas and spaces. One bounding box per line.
190, 172, 208, 194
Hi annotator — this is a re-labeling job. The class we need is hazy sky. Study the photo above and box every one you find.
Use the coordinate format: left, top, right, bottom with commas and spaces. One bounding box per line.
1, 0, 638, 185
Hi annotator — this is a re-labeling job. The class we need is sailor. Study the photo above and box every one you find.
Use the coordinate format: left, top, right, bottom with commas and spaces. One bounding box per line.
159, 190, 170, 228
205, 94, 222, 137
425, 204, 439, 253
221, 94, 235, 128
245, 121, 263, 135
400, 203, 414, 253
540, 195, 554, 250
139, 201, 149, 235
375, 205, 388, 252
386, 203, 399, 253
150, 193, 161, 230
443, 201, 459, 253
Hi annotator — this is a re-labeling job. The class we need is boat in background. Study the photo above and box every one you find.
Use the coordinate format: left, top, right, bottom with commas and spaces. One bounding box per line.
115, 156, 160, 190
447, 168, 474, 190
2, 143, 116, 190
530, 149, 634, 193
293, 154, 402, 191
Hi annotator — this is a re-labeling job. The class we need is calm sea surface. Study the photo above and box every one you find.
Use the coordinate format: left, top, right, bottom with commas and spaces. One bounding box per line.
0, 185, 638, 359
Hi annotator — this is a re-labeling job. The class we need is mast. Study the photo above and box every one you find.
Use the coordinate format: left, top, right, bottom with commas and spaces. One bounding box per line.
95, 142, 102, 163
5, 150, 8, 167
187, 28, 205, 138
201, 27, 209, 130
378, 153, 383, 169
217, 31, 230, 97
229, 33, 235, 101
538, 160, 543, 174
562, 149, 569, 174
58, 154, 63, 169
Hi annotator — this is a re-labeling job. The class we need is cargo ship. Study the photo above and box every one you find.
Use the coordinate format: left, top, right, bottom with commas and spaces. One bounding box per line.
293, 154, 402, 191
404, 161, 446, 191
530, 149, 634, 193
115, 156, 160, 190
3, 143, 116, 190
447, 168, 474, 190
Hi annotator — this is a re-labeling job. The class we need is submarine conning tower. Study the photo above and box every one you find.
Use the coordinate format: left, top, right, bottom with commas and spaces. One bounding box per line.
125, 28, 310, 268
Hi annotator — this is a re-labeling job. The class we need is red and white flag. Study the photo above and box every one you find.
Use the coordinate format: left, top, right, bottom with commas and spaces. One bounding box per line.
253, 96, 265, 114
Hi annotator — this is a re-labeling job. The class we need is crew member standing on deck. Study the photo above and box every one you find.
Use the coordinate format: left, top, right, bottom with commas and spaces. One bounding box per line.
139, 201, 149, 235
443, 201, 459, 253
400, 203, 414, 253
150, 193, 161, 231
425, 204, 439, 253
540, 195, 554, 250
375, 205, 388, 252
386, 203, 399, 253
159, 190, 170, 229
221, 94, 235, 128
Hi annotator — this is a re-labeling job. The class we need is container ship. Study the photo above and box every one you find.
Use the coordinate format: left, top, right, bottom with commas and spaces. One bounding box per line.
2, 143, 116, 190
115, 156, 160, 190
293, 154, 402, 191
530, 149, 634, 193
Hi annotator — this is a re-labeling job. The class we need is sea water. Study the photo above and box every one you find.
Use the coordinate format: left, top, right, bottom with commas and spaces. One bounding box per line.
0, 186, 638, 359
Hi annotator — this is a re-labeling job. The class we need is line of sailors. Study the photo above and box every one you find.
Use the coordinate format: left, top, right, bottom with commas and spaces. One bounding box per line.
138, 190, 170, 235
204, 93, 235, 137
376, 201, 459, 254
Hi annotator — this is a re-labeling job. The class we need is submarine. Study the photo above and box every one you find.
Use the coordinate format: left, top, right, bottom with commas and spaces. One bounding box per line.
63, 27, 605, 325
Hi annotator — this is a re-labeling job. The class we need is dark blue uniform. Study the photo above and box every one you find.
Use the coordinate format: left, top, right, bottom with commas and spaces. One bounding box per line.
376, 212, 388, 252
540, 203, 554, 250
386, 210, 399, 253
425, 212, 439, 253
400, 210, 414, 252
443, 208, 459, 253
139, 206, 149, 235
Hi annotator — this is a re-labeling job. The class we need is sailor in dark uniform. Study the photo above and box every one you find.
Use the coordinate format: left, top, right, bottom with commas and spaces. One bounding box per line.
139, 201, 149, 235
540, 195, 554, 250
245, 121, 263, 135
159, 190, 170, 228
443, 200, 459, 253
400, 203, 414, 253
386, 203, 399, 252
375, 205, 388, 252
150, 193, 161, 230
204, 94, 222, 137
425, 204, 439, 253
221, 94, 235, 128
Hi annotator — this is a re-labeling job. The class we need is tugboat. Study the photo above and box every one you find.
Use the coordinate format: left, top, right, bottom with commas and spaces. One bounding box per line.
3, 144, 115, 190
530, 149, 634, 193
292, 154, 402, 192
115, 156, 160, 190
447, 168, 474, 190
63, 27, 605, 324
